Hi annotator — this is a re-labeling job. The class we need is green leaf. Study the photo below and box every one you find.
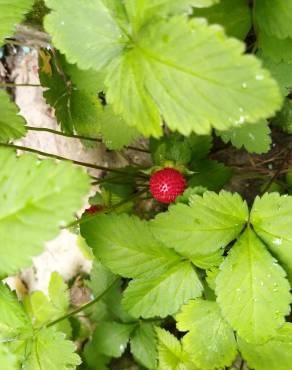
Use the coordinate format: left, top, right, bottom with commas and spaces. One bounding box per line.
206, 268, 220, 290
189, 159, 232, 190
81, 213, 181, 279
45, 3, 282, 137
48, 271, 69, 313
190, 249, 223, 269
251, 193, 292, 281
176, 299, 237, 369
175, 186, 208, 204
273, 99, 292, 133
99, 105, 140, 150
0, 90, 27, 141
0, 283, 31, 340
24, 327, 81, 370
238, 323, 292, 370
255, 0, 292, 38
187, 134, 212, 161
0, 148, 90, 277
156, 327, 196, 370
216, 228, 291, 343
0, 344, 18, 370
259, 55, 292, 97
217, 119, 272, 154
39, 50, 103, 134
151, 191, 248, 258
29, 291, 58, 325
90, 321, 135, 358
83, 344, 110, 370
194, 0, 252, 40
258, 32, 292, 64
130, 323, 157, 369
0, 0, 34, 43
122, 262, 203, 318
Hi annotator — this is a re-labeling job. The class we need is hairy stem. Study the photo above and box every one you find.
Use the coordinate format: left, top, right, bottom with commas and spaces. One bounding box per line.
0, 142, 130, 174
27, 126, 149, 153
0, 83, 41, 87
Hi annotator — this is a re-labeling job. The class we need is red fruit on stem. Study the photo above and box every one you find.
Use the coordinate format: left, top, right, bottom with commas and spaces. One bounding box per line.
149, 167, 187, 204
85, 205, 104, 214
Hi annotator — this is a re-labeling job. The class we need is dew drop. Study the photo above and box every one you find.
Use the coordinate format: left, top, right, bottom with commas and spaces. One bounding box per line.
260, 281, 264, 286
248, 133, 255, 140
242, 82, 247, 89
273, 238, 282, 246
236, 288, 241, 292
60, 21, 65, 26
255, 74, 264, 81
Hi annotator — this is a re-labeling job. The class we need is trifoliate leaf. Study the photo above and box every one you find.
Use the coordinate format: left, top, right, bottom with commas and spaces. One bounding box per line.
255, 0, 292, 38
258, 32, 292, 64
123, 262, 203, 318
0, 90, 27, 141
81, 213, 181, 279
24, 327, 81, 370
0, 0, 34, 43
189, 160, 232, 190
216, 228, 291, 343
0, 283, 31, 340
156, 327, 196, 370
0, 148, 90, 277
45, 2, 282, 137
176, 299, 237, 369
48, 271, 69, 313
130, 323, 157, 369
99, 105, 140, 150
273, 99, 292, 133
39, 50, 103, 134
90, 321, 135, 358
251, 193, 292, 281
238, 323, 292, 370
217, 119, 271, 154
151, 191, 248, 258
0, 344, 18, 370
194, 0, 251, 40
259, 54, 292, 97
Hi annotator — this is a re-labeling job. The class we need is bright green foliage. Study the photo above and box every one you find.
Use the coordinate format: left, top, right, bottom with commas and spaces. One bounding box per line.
151, 191, 248, 258
255, 0, 292, 39
258, 33, 292, 64
193, 0, 251, 40
0, 283, 31, 340
238, 323, 292, 370
217, 119, 271, 154
130, 323, 157, 369
176, 299, 237, 369
24, 327, 81, 370
44, 1, 282, 137
251, 193, 292, 281
156, 328, 196, 370
122, 262, 202, 318
0, 345, 18, 370
0, 0, 34, 43
99, 105, 140, 150
90, 321, 135, 358
0, 148, 89, 277
0, 90, 27, 141
190, 249, 223, 270
206, 268, 220, 290
27, 272, 69, 326
189, 159, 232, 190
81, 214, 181, 278
216, 228, 291, 343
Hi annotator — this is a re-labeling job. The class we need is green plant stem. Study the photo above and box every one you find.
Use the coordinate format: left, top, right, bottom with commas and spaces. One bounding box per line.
26, 126, 149, 153
0, 83, 41, 87
47, 277, 120, 328
0, 142, 130, 175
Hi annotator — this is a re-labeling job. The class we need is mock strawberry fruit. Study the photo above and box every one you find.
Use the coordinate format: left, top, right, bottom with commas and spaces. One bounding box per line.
149, 167, 187, 204
85, 205, 104, 214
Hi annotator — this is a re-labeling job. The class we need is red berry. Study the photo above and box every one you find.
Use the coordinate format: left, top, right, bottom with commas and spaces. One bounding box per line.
149, 168, 187, 204
85, 205, 104, 214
